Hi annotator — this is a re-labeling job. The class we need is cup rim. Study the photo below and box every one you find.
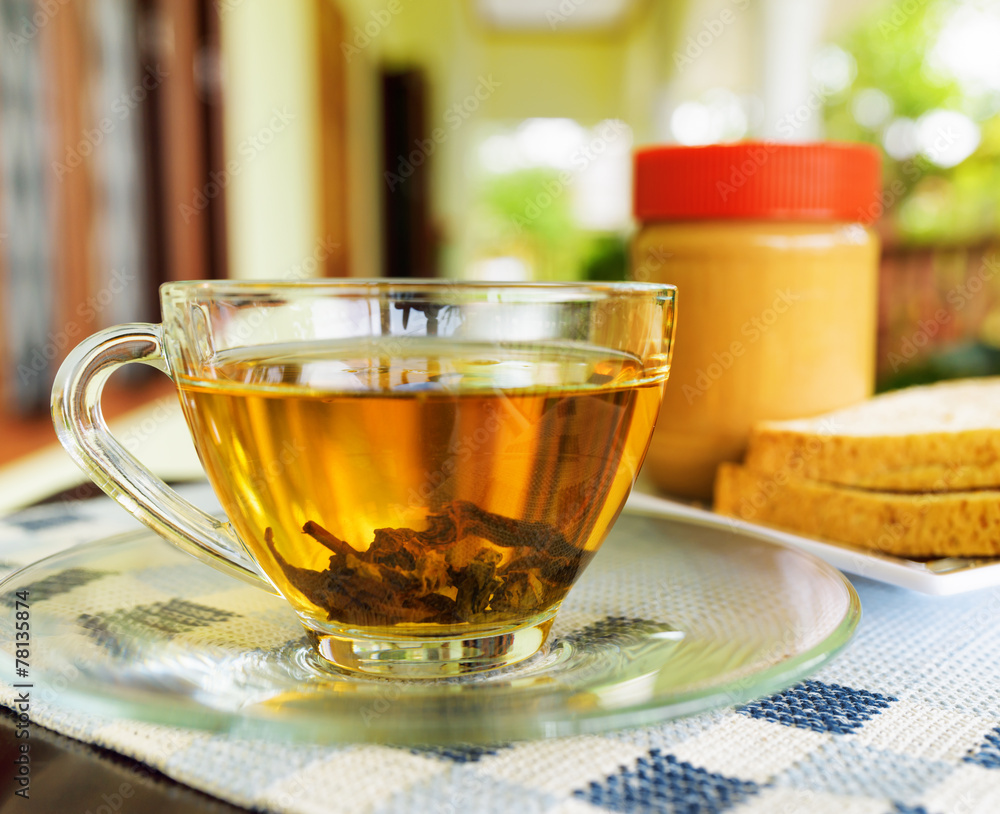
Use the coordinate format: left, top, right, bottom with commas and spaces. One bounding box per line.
160, 278, 676, 303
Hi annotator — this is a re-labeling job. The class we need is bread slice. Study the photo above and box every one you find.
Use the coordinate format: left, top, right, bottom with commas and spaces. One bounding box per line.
714, 462, 1000, 558
743, 378, 1000, 492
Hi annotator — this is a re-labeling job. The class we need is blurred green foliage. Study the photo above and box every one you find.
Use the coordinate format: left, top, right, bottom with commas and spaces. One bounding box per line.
474, 168, 626, 281
825, 0, 1000, 246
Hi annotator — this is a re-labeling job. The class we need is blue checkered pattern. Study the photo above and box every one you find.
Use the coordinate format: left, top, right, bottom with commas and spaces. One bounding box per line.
577, 750, 761, 813
739, 680, 897, 734
3, 487, 1000, 814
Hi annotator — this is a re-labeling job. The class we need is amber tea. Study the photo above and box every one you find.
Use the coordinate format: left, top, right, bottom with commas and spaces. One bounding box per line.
177, 339, 661, 642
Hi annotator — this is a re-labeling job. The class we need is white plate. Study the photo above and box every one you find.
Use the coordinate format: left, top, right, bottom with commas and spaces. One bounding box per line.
625, 491, 1000, 596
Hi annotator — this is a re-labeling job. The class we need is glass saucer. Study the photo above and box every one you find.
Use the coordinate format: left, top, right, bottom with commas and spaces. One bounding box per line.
0, 510, 859, 744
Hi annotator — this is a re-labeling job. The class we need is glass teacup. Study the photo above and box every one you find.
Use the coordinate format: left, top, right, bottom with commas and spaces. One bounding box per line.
52, 281, 676, 677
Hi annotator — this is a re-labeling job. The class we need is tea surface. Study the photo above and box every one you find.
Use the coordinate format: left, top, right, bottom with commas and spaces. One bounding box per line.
177, 340, 662, 637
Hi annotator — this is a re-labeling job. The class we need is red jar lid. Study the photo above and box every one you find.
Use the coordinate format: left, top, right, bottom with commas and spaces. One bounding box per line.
634, 141, 881, 222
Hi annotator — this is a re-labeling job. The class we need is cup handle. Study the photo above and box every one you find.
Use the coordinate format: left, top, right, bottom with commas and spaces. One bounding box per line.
51, 323, 276, 593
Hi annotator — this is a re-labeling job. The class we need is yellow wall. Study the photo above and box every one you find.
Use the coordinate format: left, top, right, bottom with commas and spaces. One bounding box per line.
220, 1, 322, 280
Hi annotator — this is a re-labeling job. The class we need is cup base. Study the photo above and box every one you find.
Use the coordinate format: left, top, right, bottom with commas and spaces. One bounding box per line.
308, 612, 557, 678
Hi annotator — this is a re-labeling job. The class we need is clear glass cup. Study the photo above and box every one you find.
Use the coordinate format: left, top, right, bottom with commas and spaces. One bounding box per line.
52, 280, 676, 677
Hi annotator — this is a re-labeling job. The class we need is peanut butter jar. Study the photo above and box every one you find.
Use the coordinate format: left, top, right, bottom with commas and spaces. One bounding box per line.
632, 141, 882, 499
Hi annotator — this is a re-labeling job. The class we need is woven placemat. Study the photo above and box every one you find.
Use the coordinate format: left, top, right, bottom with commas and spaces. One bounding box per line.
3, 486, 1000, 814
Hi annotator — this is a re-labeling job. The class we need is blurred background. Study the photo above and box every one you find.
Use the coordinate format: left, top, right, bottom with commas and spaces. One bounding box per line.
2, 0, 1000, 479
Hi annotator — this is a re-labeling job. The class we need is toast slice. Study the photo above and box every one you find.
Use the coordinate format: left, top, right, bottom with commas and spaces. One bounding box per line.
743, 378, 1000, 492
714, 462, 1000, 558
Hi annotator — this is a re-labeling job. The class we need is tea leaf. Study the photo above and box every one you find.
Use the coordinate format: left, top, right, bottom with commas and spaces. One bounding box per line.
264, 502, 588, 628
